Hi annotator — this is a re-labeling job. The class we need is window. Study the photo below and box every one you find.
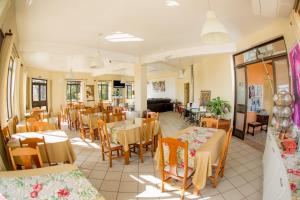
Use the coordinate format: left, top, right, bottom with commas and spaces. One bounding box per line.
98, 81, 109, 100
126, 83, 133, 99
32, 79, 47, 108
66, 81, 81, 102
7, 57, 15, 119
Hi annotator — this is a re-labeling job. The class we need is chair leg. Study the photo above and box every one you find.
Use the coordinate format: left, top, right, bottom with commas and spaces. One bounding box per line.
139, 144, 144, 163
101, 147, 105, 161
181, 178, 186, 200
109, 151, 112, 168
211, 177, 217, 188
161, 173, 165, 192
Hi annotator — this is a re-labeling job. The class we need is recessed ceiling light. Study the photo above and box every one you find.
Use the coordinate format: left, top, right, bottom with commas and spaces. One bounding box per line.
166, 0, 179, 7
105, 32, 144, 42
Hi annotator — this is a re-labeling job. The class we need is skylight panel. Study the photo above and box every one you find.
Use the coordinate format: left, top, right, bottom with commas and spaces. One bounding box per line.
105, 32, 144, 42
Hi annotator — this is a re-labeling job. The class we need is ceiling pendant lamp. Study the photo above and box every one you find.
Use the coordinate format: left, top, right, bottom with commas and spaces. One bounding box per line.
200, 0, 230, 44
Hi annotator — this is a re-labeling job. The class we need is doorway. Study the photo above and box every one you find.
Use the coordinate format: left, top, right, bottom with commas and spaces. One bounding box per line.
31, 78, 47, 109
233, 37, 290, 148
184, 83, 190, 105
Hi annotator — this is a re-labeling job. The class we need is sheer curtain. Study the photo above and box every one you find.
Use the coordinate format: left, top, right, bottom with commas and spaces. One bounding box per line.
0, 33, 14, 170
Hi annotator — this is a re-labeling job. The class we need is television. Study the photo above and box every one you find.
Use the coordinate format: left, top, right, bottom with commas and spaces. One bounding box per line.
113, 80, 125, 88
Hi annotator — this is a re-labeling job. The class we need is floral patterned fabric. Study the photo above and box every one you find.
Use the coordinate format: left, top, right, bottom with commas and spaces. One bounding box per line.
163, 127, 219, 169
0, 169, 103, 200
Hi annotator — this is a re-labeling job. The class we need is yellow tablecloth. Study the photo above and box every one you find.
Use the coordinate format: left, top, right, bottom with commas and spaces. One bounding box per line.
107, 118, 160, 152
7, 130, 76, 164
16, 117, 59, 133
0, 164, 105, 200
82, 113, 103, 130
154, 126, 225, 190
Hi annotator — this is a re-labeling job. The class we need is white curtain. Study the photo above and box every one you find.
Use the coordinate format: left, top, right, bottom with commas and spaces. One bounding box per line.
0, 33, 14, 170
13, 57, 21, 119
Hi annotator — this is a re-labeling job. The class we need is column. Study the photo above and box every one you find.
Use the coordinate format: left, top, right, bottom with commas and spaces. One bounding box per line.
134, 63, 147, 115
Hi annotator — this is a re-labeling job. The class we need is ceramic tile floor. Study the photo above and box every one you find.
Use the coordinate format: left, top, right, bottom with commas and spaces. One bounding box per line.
65, 112, 263, 200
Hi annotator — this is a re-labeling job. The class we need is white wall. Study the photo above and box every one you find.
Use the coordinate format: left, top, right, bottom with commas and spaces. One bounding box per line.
147, 77, 177, 100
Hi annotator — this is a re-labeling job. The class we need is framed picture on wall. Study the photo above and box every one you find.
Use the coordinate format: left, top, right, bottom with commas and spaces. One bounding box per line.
86, 85, 95, 101
200, 90, 211, 106
152, 81, 165, 92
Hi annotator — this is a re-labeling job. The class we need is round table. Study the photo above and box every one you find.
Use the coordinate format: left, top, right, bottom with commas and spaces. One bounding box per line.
7, 130, 76, 164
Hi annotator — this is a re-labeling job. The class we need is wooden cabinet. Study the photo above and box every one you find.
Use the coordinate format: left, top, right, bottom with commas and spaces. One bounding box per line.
263, 133, 292, 200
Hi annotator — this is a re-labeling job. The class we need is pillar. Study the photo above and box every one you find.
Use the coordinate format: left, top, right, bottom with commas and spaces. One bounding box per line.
134, 63, 147, 115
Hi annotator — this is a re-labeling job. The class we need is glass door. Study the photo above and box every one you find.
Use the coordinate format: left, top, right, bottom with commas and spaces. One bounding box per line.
233, 67, 247, 139
32, 79, 47, 109
273, 56, 290, 92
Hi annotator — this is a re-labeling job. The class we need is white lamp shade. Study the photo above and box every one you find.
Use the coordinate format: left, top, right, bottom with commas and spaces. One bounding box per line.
200, 11, 230, 44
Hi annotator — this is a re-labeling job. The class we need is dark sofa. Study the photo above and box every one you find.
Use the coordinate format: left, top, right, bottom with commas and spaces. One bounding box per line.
147, 98, 173, 112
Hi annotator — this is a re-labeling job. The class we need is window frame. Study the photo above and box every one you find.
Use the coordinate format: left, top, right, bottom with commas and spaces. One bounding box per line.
31, 78, 48, 109
98, 81, 109, 100
7, 56, 14, 120
126, 83, 133, 99
66, 81, 81, 102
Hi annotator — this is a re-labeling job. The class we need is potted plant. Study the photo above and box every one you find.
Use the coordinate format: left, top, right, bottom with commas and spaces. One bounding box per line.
206, 97, 231, 119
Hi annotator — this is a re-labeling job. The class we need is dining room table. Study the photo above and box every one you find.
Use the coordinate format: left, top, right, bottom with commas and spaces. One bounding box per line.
154, 126, 226, 194
107, 118, 161, 164
7, 130, 76, 164
0, 164, 105, 200
16, 116, 59, 133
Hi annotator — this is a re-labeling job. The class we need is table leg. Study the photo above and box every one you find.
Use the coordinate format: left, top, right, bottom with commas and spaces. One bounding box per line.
193, 187, 200, 196
124, 150, 130, 165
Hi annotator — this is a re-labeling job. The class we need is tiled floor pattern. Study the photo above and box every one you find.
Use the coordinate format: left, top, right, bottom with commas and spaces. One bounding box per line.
65, 112, 263, 200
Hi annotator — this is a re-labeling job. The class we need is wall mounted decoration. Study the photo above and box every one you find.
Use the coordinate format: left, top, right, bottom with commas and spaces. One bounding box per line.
152, 81, 165, 92
289, 43, 300, 127
200, 90, 211, 106
86, 85, 95, 101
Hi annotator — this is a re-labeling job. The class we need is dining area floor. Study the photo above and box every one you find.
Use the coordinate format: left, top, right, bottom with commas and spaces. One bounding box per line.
65, 112, 263, 200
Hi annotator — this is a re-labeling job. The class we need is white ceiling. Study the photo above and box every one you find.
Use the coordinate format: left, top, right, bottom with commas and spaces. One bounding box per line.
15, 0, 291, 75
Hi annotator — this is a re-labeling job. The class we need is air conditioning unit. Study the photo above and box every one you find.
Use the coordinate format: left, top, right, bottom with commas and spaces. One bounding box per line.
251, 0, 294, 17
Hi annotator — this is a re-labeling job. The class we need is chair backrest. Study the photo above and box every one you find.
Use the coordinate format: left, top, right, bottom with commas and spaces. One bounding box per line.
113, 113, 126, 122
147, 112, 159, 120
57, 113, 61, 129
9, 147, 43, 170
1, 126, 11, 144
201, 117, 219, 128
97, 119, 112, 150
215, 128, 233, 175
106, 106, 113, 112
31, 121, 54, 132
159, 137, 188, 178
12, 116, 19, 133
102, 110, 113, 123
19, 136, 46, 148
142, 118, 156, 143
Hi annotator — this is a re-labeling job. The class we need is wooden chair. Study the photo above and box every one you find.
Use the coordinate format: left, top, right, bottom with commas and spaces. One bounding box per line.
1, 126, 11, 144
200, 117, 219, 128
8, 147, 43, 170
159, 137, 194, 200
57, 113, 62, 129
102, 110, 113, 123
97, 119, 123, 167
106, 106, 113, 112
209, 128, 233, 187
78, 111, 92, 141
135, 118, 156, 162
31, 121, 55, 132
147, 112, 159, 120
112, 112, 126, 122
25, 117, 38, 132
12, 116, 19, 133
178, 106, 185, 118
19, 136, 51, 166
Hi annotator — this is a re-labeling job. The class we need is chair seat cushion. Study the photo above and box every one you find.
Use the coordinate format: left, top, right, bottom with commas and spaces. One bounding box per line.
248, 122, 261, 126
136, 140, 152, 145
164, 165, 194, 177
